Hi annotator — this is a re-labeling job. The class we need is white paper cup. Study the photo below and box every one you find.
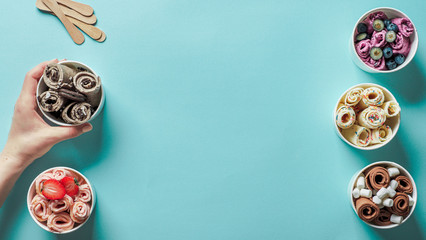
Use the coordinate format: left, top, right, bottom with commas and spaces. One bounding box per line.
348, 161, 417, 229
334, 83, 400, 150
27, 167, 96, 234
36, 60, 105, 126
350, 7, 418, 73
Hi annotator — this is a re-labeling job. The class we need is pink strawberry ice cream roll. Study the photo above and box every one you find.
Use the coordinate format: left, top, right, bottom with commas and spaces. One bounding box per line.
392, 18, 414, 38
49, 195, 74, 213
356, 39, 372, 59
52, 168, 77, 181
70, 202, 91, 223
371, 30, 387, 48
30, 195, 52, 222
364, 11, 388, 34
75, 184, 92, 203
47, 212, 74, 232
390, 32, 411, 57
363, 57, 386, 71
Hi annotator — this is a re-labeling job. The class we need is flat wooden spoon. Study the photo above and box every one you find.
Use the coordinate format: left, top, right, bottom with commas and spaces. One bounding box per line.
69, 18, 102, 40
42, 0, 85, 44
36, 0, 97, 25
56, 0, 94, 17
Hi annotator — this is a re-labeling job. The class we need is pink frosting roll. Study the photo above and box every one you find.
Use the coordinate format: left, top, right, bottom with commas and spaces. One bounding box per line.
364, 11, 388, 34
70, 201, 91, 223
392, 18, 414, 38
47, 212, 74, 233
30, 195, 52, 222
371, 30, 387, 48
390, 32, 411, 57
49, 195, 74, 213
356, 39, 372, 59
35, 172, 53, 197
363, 57, 386, 71
75, 184, 92, 203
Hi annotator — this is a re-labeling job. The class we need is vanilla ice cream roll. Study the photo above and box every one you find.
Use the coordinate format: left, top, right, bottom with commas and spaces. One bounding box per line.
38, 90, 66, 112
335, 104, 356, 129
73, 72, 101, 107
358, 106, 387, 129
371, 125, 393, 144
342, 125, 372, 147
358, 87, 385, 109
382, 101, 400, 118
62, 102, 93, 124
43, 63, 76, 90
345, 87, 364, 107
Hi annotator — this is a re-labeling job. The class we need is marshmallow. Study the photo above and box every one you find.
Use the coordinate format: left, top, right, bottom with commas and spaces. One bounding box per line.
376, 187, 388, 199
390, 214, 403, 224
389, 180, 398, 190
387, 186, 396, 198
360, 189, 372, 198
356, 176, 366, 189
408, 195, 415, 206
387, 167, 400, 178
352, 188, 360, 198
372, 196, 382, 205
383, 198, 394, 207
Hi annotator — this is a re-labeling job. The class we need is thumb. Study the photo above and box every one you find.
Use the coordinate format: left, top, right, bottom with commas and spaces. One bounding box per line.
48, 123, 93, 144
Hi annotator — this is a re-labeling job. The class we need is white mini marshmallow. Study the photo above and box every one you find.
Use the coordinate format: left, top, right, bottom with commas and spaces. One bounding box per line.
387, 186, 396, 198
376, 187, 389, 199
408, 195, 415, 207
360, 189, 372, 198
372, 196, 382, 205
352, 188, 360, 198
382, 198, 394, 207
389, 180, 398, 190
390, 214, 403, 224
356, 176, 366, 189
387, 167, 400, 178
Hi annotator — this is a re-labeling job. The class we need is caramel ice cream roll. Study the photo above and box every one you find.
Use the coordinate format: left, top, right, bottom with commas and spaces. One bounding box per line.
371, 125, 392, 144
365, 166, 390, 191
73, 72, 101, 107
345, 87, 364, 107
30, 195, 52, 222
341, 124, 372, 147
43, 63, 76, 90
38, 90, 66, 113
395, 176, 413, 194
387, 192, 410, 217
358, 106, 386, 129
382, 101, 400, 118
359, 87, 385, 109
335, 104, 356, 129
47, 212, 74, 232
62, 102, 93, 124
355, 197, 380, 222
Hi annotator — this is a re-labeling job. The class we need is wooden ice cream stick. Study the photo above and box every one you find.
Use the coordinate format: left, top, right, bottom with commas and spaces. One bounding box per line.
96, 31, 106, 42
68, 18, 102, 40
42, 0, 85, 44
56, 0, 94, 17
36, 0, 97, 25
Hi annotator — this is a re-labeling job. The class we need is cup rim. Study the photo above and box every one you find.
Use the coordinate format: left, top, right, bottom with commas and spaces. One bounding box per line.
36, 60, 105, 126
334, 83, 401, 150
348, 161, 417, 229
351, 7, 419, 73
27, 166, 96, 234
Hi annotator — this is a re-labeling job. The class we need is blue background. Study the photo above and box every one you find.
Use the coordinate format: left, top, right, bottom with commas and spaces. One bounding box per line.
1, 0, 426, 239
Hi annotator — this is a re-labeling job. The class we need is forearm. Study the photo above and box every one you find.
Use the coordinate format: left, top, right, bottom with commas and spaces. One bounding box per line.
0, 152, 26, 208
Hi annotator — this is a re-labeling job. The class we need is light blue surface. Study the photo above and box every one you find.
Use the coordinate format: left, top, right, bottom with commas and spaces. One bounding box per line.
1, 0, 426, 239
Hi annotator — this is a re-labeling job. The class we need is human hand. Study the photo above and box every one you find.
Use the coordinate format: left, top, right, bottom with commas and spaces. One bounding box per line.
2, 59, 92, 169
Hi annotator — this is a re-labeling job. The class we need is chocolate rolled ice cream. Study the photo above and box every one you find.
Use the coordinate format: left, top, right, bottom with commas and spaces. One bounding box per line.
356, 198, 380, 222
38, 62, 102, 125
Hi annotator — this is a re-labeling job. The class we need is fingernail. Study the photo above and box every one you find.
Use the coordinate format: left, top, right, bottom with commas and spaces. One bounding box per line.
82, 125, 93, 133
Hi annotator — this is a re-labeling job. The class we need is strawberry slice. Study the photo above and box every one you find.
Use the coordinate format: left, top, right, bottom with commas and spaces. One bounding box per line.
42, 179, 66, 200
60, 176, 80, 197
